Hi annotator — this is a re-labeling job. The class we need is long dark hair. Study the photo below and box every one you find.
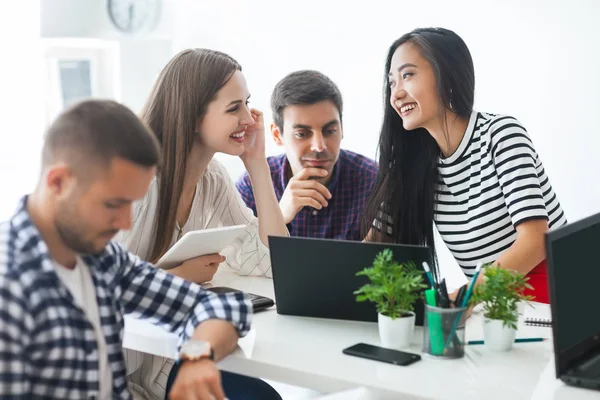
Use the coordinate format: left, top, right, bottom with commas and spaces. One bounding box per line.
141, 49, 241, 263
362, 28, 475, 262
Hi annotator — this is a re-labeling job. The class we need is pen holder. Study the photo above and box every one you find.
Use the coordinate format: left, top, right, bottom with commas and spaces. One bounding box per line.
423, 305, 467, 359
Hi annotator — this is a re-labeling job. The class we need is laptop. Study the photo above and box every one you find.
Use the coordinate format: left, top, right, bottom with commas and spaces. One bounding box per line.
268, 236, 433, 326
546, 211, 600, 390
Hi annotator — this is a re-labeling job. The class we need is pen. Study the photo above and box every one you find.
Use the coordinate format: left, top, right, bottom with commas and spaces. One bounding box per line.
454, 284, 467, 307
445, 263, 484, 349
467, 338, 547, 345
460, 263, 483, 307
422, 261, 435, 288
439, 279, 450, 308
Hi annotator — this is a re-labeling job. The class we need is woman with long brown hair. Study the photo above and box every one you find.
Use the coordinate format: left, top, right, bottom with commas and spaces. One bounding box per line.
115, 48, 285, 399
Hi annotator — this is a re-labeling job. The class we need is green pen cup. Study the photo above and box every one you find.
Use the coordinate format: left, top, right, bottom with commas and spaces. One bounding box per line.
423, 305, 467, 359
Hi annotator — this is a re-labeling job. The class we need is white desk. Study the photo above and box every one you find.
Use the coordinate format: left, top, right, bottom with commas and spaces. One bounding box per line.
124, 269, 554, 400
530, 357, 600, 400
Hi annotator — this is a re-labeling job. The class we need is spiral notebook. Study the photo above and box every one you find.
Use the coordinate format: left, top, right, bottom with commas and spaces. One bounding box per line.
524, 302, 552, 327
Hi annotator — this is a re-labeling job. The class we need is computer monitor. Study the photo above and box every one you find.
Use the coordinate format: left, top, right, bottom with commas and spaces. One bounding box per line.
546, 211, 600, 388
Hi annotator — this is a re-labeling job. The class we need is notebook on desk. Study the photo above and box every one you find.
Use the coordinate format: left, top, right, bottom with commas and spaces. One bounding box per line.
524, 302, 552, 327
546, 211, 600, 391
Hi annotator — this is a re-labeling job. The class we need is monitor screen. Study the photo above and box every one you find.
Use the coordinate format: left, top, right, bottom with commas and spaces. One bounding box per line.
547, 214, 600, 372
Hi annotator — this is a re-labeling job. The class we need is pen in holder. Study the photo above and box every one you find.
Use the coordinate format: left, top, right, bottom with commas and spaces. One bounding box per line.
444, 263, 483, 349
423, 305, 467, 359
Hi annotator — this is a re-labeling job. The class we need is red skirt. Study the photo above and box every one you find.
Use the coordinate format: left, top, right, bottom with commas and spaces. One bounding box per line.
523, 259, 549, 304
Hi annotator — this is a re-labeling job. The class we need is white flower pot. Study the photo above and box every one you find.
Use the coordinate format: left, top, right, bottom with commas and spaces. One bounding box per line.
483, 317, 517, 352
378, 311, 415, 350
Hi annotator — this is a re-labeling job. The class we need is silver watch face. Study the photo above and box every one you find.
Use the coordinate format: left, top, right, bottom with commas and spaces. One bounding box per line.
182, 340, 209, 357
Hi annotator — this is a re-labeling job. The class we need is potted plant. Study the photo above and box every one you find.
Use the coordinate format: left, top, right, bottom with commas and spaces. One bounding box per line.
470, 264, 534, 351
354, 249, 427, 350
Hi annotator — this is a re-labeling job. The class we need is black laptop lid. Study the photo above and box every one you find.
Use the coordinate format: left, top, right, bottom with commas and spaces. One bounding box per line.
268, 236, 433, 326
546, 212, 600, 377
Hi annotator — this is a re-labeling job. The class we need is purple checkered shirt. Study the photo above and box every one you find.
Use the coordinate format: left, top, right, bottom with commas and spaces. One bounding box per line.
236, 149, 378, 241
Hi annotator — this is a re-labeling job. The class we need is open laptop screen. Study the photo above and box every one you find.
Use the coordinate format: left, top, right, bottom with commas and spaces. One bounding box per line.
546, 212, 600, 375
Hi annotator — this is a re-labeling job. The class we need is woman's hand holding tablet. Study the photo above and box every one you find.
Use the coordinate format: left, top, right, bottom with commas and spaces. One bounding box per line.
156, 225, 247, 270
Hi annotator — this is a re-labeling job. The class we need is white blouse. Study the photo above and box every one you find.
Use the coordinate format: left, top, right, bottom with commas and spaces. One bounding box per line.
115, 158, 272, 277
114, 158, 271, 400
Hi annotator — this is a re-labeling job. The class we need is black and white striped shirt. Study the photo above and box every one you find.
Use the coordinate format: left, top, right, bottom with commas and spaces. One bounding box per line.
375, 111, 566, 278
435, 111, 566, 277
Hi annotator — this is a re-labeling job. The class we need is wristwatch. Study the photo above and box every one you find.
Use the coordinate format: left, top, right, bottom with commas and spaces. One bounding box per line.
179, 339, 214, 362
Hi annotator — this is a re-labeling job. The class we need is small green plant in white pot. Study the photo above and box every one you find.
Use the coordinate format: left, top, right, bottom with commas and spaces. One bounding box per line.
470, 264, 534, 351
354, 249, 427, 350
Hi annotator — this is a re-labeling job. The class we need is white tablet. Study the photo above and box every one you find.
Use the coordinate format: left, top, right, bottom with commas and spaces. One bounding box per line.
156, 224, 247, 270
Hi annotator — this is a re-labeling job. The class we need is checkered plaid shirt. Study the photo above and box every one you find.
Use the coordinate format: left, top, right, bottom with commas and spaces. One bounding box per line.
0, 197, 252, 399
236, 149, 378, 241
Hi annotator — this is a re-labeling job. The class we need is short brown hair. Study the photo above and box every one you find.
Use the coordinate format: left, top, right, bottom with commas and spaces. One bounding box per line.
43, 99, 161, 174
271, 70, 343, 130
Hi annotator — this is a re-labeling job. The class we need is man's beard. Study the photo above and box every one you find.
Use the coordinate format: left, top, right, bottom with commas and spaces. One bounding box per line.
55, 200, 116, 255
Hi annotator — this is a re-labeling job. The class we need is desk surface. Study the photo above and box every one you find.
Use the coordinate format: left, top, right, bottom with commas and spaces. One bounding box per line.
124, 269, 556, 400
530, 357, 600, 400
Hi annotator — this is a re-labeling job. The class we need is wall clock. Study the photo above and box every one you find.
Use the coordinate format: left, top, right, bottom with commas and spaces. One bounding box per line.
107, 0, 161, 34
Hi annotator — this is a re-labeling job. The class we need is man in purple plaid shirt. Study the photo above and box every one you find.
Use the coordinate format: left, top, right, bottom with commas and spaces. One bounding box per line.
236, 70, 378, 241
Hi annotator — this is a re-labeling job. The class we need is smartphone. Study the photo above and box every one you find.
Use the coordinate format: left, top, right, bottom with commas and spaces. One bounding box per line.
207, 286, 274, 312
342, 343, 421, 366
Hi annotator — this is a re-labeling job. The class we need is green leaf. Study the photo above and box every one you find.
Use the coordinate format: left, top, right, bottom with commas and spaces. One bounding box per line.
354, 249, 426, 319
470, 264, 535, 328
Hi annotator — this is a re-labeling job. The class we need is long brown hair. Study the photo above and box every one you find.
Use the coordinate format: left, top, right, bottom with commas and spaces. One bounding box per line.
141, 48, 241, 263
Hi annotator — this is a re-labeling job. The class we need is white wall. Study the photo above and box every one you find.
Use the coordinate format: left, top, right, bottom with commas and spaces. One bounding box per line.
0, 1, 44, 220
171, 0, 600, 225
41, 0, 174, 113
0, 1, 175, 219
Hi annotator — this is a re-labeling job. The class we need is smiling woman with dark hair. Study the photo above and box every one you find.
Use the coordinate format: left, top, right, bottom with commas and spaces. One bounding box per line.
363, 27, 566, 304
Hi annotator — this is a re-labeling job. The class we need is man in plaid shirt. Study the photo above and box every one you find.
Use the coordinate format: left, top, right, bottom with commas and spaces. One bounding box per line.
0, 100, 252, 399
236, 70, 378, 241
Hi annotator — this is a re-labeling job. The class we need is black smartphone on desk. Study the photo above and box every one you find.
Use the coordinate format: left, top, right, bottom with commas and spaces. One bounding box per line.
343, 343, 421, 366
207, 286, 274, 312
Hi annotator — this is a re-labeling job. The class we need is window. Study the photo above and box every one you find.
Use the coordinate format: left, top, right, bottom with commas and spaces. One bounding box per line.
43, 38, 121, 124
58, 59, 93, 109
